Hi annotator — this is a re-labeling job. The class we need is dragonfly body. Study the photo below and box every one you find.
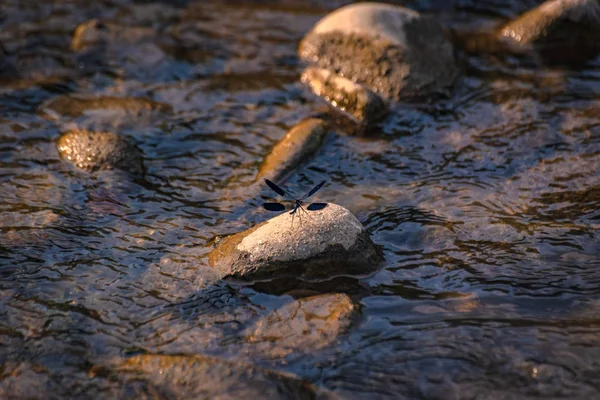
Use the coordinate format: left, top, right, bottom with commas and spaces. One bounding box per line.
290, 199, 304, 215
263, 179, 327, 216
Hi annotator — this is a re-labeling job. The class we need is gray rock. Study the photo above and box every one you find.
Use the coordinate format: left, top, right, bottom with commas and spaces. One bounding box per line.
498, 0, 600, 60
209, 203, 383, 280
57, 130, 144, 175
117, 354, 340, 400
257, 118, 329, 182
299, 2, 458, 121
243, 293, 354, 358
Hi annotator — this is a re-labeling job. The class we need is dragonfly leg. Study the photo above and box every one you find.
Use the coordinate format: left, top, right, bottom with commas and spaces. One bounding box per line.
298, 204, 314, 221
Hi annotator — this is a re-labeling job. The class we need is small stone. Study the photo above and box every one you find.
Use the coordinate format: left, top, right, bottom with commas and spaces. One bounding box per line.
71, 19, 158, 52
43, 95, 172, 119
209, 203, 383, 280
56, 130, 144, 175
258, 118, 329, 182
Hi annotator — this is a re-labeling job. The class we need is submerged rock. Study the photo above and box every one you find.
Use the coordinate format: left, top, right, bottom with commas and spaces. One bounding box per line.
498, 0, 600, 61
71, 19, 157, 52
43, 95, 172, 119
299, 2, 458, 122
209, 203, 383, 280
57, 130, 144, 175
258, 118, 329, 182
244, 293, 354, 358
118, 354, 339, 399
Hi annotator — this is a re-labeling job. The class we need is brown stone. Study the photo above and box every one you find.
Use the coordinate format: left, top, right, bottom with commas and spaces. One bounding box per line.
258, 118, 329, 182
57, 130, 144, 175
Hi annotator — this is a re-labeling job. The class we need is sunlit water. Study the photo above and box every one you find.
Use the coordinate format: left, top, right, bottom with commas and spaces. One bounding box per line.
1, 0, 600, 398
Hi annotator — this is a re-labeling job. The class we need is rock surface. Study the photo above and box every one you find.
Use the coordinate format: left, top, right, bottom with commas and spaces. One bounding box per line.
43, 95, 172, 119
117, 354, 339, 400
209, 203, 383, 280
71, 19, 157, 52
299, 2, 458, 109
258, 118, 329, 182
244, 293, 354, 358
498, 0, 600, 61
301, 68, 387, 124
57, 130, 144, 175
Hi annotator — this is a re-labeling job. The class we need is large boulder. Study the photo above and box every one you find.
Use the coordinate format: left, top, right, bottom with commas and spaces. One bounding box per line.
57, 130, 144, 175
299, 2, 458, 122
209, 203, 383, 280
497, 0, 600, 62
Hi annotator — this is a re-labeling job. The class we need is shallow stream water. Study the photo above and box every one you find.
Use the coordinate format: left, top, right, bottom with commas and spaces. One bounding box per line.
1, 0, 600, 398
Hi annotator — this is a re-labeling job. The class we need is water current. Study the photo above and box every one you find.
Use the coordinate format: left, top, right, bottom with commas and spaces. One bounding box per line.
1, 0, 599, 398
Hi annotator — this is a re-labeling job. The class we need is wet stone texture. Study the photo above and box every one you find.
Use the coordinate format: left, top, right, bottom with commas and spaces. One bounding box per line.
116, 354, 339, 400
43, 95, 172, 119
57, 130, 144, 175
209, 203, 383, 281
498, 0, 600, 61
243, 293, 355, 358
258, 118, 329, 182
301, 68, 387, 125
299, 2, 459, 111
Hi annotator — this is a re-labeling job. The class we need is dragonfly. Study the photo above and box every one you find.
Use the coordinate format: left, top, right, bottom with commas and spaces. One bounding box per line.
263, 179, 327, 218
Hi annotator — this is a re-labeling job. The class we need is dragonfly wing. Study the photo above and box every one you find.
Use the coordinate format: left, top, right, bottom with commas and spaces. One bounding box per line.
302, 180, 326, 200
265, 179, 286, 197
263, 202, 286, 211
307, 203, 327, 211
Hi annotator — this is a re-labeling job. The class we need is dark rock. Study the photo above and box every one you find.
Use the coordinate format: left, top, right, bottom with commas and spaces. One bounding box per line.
0, 43, 19, 82
258, 118, 329, 182
208, 203, 383, 281
57, 130, 144, 175
497, 0, 600, 62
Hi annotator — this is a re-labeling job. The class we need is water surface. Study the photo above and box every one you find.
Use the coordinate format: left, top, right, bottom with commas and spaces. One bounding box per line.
1, 0, 600, 398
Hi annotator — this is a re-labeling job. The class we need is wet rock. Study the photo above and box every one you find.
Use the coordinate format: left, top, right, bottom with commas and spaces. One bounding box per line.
71, 19, 156, 52
498, 0, 600, 62
299, 2, 458, 119
258, 118, 329, 182
209, 203, 383, 280
57, 130, 144, 175
43, 95, 172, 119
301, 68, 387, 124
244, 293, 354, 358
118, 354, 339, 399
